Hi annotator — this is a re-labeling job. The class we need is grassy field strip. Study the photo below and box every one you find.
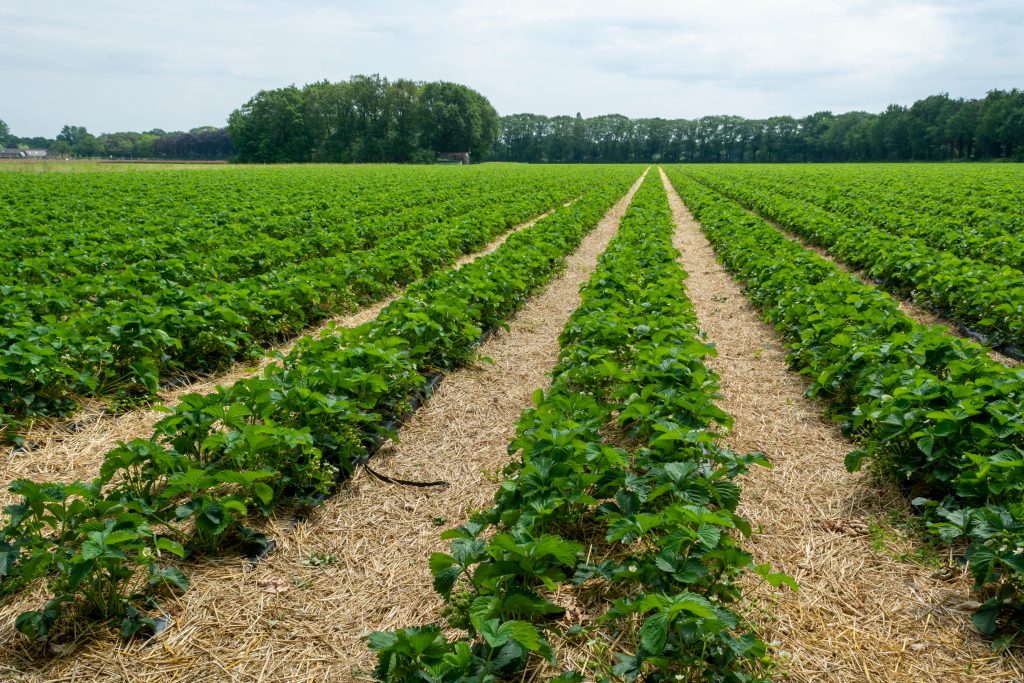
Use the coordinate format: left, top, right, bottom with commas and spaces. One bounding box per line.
0, 173, 649, 682
0, 201, 575, 508
665, 168, 1024, 644
675, 169, 1024, 356
659, 168, 1024, 683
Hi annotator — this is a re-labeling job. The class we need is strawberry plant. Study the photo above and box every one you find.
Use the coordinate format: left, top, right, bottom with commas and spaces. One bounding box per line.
371, 172, 786, 681
1, 165, 622, 434
665, 166, 1024, 640
0, 167, 642, 638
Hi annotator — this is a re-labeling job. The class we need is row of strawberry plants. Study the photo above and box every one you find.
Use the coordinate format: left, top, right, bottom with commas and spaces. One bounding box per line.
2, 172, 577, 297
756, 165, 1024, 235
677, 167, 1024, 355
370, 172, 787, 682
696, 165, 1024, 232
0, 174, 593, 434
664, 168, 1024, 639
0, 168, 640, 641
0, 165, 577, 282
687, 167, 1024, 273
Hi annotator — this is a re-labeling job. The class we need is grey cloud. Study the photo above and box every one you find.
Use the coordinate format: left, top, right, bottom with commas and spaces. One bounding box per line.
1, 0, 1022, 137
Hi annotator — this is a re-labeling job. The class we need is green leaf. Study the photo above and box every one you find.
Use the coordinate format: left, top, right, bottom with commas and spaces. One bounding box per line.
503, 620, 543, 651
478, 618, 508, 647
972, 599, 1002, 636
366, 630, 398, 651
668, 592, 718, 619
428, 553, 461, 598
533, 535, 583, 566
695, 523, 721, 548
638, 611, 669, 655
844, 449, 866, 472
149, 566, 189, 592
755, 563, 799, 591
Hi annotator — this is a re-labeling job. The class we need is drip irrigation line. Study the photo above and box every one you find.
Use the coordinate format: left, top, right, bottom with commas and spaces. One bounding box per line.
361, 461, 449, 489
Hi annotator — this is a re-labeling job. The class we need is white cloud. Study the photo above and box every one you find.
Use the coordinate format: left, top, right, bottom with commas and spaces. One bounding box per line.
0, 0, 1020, 136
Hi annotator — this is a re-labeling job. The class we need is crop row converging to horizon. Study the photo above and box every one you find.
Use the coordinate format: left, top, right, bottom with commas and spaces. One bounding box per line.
2, 162, 1024, 680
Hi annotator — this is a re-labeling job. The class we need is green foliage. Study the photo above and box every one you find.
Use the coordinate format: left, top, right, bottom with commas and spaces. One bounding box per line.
0, 167, 639, 638
493, 90, 1024, 162
665, 166, 1024, 638
0, 165, 609, 433
684, 165, 1024, 350
371, 173, 784, 681
228, 75, 501, 163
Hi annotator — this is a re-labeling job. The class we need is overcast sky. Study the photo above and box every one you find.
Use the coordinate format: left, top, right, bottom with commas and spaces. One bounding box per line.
3, 0, 1022, 138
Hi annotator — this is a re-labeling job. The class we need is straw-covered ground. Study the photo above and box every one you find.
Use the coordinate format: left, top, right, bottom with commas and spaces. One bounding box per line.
2, 170, 1020, 682
0, 203, 567, 510
659, 168, 1024, 682
0, 175, 646, 682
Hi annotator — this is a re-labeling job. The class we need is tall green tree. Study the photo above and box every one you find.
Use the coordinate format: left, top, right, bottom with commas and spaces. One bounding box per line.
417, 81, 499, 160
227, 76, 500, 163
228, 86, 310, 162
56, 125, 89, 147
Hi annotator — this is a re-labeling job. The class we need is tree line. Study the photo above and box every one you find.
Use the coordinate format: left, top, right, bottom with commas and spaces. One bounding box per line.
3, 86, 1020, 164
0, 122, 233, 160
493, 90, 1024, 163
226, 75, 500, 163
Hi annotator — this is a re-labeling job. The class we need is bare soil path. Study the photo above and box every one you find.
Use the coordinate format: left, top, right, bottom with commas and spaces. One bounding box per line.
659, 168, 1024, 683
0, 203, 568, 508
0, 173, 647, 683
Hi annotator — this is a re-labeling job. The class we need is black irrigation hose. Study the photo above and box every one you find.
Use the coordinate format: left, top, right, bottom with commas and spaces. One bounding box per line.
238, 370, 456, 575
955, 324, 1024, 362
361, 462, 449, 489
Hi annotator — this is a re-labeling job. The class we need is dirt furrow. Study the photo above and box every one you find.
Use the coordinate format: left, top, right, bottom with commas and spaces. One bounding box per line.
0, 173, 647, 682
659, 168, 1024, 683
0, 204, 566, 505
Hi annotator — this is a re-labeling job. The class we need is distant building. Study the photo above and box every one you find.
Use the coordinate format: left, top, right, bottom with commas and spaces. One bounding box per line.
436, 151, 470, 165
0, 148, 53, 159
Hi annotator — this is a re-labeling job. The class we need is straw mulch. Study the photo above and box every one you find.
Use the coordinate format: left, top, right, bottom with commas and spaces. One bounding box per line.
0, 175, 647, 682
0, 205, 562, 509
659, 168, 1024, 682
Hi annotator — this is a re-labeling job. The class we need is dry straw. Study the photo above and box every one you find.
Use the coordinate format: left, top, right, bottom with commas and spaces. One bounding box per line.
658, 168, 1024, 682
0, 203, 564, 509
0, 176, 646, 681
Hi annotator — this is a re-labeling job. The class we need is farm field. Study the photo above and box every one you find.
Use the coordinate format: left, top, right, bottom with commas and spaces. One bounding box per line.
2, 163, 1024, 682
0, 164, 624, 436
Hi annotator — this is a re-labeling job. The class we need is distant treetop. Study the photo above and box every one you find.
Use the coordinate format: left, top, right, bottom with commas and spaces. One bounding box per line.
492, 90, 1024, 163
226, 74, 500, 163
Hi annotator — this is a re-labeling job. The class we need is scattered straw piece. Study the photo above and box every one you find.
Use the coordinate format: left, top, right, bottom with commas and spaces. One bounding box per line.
0, 175, 647, 682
